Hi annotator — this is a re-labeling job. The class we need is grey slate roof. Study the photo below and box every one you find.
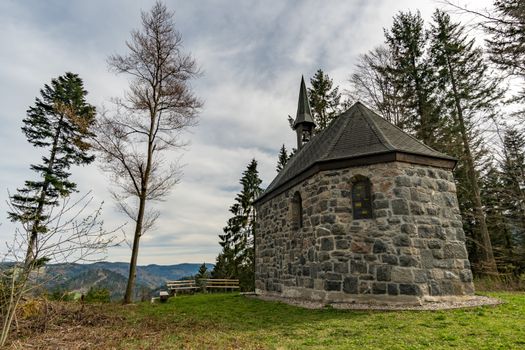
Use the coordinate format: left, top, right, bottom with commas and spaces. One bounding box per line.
258, 102, 455, 203
293, 76, 316, 128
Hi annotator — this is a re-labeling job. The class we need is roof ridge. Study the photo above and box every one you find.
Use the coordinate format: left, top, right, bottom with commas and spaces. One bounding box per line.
361, 103, 444, 155
356, 103, 396, 151
320, 111, 352, 160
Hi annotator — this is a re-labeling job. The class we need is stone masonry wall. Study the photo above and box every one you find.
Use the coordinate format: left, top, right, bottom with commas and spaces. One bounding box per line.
255, 161, 474, 304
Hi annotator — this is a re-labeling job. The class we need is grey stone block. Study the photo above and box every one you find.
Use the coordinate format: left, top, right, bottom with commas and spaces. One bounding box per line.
325, 280, 342, 291
429, 281, 441, 296
335, 239, 349, 250
410, 201, 426, 215
320, 237, 334, 251
387, 283, 399, 295
343, 276, 358, 294
392, 199, 410, 215
325, 272, 342, 280
418, 225, 436, 238
399, 284, 421, 296
351, 260, 368, 274
374, 209, 389, 218
373, 282, 387, 294
391, 267, 413, 282
395, 176, 411, 187
401, 223, 417, 235
321, 214, 336, 224
460, 269, 473, 282
376, 265, 392, 281
382, 254, 398, 265
374, 199, 390, 209
413, 269, 428, 283
427, 239, 442, 249
334, 262, 349, 274
399, 255, 418, 267
331, 224, 345, 235
373, 239, 388, 253
393, 234, 411, 247
443, 242, 468, 259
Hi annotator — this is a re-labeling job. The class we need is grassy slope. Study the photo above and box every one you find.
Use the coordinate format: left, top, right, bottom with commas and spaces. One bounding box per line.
119, 292, 525, 350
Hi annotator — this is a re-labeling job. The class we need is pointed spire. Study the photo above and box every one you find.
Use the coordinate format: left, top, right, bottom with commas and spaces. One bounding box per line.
293, 75, 316, 129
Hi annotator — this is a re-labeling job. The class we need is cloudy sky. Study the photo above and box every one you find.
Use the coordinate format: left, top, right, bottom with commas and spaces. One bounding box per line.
0, 0, 492, 265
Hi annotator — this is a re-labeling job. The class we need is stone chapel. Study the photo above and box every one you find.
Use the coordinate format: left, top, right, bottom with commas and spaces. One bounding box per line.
253, 77, 475, 305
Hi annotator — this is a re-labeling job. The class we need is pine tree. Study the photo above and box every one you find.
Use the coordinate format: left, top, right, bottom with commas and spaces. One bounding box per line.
276, 144, 289, 173
8, 72, 96, 267
216, 159, 263, 291
429, 9, 502, 273
308, 69, 342, 131
384, 11, 442, 149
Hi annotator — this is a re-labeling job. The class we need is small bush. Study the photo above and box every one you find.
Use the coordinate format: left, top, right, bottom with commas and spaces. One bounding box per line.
47, 289, 76, 302
84, 287, 110, 303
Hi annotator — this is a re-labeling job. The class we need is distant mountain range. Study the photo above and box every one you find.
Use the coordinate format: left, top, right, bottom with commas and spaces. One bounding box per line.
37, 262, 214, 301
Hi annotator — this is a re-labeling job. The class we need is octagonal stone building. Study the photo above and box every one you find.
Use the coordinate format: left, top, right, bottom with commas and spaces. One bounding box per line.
253, 78, 474, 305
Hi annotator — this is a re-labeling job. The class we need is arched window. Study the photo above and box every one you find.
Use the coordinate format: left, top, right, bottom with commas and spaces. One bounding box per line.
352, 177, 372, 220
291, 191, 303, 229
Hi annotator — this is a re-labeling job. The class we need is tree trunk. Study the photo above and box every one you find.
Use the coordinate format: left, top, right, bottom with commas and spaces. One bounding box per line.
123, 193, 146, 304
123, 110, 156, 304
25, 114, 64, 267
446, 58, 497, 274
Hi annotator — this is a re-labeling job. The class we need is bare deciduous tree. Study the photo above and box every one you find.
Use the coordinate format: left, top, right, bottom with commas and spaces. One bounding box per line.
347, 46, 408, 128
93, 1, 202, 304
1, 193, 118, 346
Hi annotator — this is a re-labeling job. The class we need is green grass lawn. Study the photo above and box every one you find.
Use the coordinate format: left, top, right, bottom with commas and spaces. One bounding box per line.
118, 292, 525, 349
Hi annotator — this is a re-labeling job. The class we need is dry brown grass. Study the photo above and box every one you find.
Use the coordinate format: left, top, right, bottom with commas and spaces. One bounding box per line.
3, 300, 169, 350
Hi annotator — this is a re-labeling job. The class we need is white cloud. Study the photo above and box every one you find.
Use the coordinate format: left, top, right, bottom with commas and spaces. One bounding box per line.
0, 0, 496, 264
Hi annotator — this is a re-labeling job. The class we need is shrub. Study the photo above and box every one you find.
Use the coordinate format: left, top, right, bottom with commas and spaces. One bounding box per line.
84, 287, 110, 303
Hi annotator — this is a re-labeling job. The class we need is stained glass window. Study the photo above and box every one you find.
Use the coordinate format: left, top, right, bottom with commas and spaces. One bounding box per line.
291, 191, 303, 229
352, 178, 372, 219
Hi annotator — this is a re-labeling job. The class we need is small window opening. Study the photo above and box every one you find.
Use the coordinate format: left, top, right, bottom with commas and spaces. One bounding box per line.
352, 177, 372, 220
291, 191, 303, 229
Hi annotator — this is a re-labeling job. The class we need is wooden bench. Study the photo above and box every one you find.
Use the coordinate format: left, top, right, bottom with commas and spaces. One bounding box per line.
166, 280, 200, 295
202, 279, 240, 292
159, 291, 169, 302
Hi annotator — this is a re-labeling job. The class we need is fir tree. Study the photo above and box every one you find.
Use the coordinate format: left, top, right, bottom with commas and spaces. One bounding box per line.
195, 263, 209, 279
484, 0, 525, 102
195, 262, 209, 288
481, 163, 512, 269
276, 144, 289, 173
216, 159, 263, 291
211, 252, 230, 278
429, 10, 502, 273
8, 72, 96, 267
480, 162, 512, 258
499, 127, 525, 273
384, 11, 442, 149
308, 69, 342, 131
